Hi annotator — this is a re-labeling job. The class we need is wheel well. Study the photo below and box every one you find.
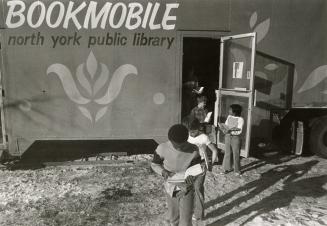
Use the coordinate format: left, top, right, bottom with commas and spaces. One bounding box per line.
279, 108, 327, 155
309, 114, 327, 128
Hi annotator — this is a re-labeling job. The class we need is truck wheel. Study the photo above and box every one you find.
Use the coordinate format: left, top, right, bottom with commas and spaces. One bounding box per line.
309, 118, 327, 158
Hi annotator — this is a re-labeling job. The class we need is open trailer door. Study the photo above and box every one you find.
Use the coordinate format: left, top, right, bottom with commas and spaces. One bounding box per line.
214, 33, 256, 157
0, 33, 7, 150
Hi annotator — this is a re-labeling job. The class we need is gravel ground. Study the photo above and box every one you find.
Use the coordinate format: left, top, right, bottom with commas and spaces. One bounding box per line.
0, 154, 326, 226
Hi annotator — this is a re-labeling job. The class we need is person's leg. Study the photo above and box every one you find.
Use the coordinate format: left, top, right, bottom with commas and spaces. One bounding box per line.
209, 125, 217, 145
193, 171, 206, 219
179, 189, 194, 226
166, 192, 179, 226
223, 134, 232, 171
231, 136, 241, 173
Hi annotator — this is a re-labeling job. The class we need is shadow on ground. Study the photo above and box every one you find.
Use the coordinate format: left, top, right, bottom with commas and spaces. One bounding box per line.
241, 152, 298, 174
215, 146, 299, 174
2, 139, 158, 170
205, 160, 326, 225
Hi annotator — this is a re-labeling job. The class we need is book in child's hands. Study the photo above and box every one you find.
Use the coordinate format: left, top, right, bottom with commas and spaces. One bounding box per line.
167, 164, 204, 183
193, 86, 204, 94
204, 112, 212, 123
218, 123, 230, 134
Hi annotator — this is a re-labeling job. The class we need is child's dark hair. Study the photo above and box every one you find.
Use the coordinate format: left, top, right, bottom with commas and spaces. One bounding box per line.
230, 104, 242, 116
168, 124, 189, 144
197, 95, 207, 103
189, 118, 200, 131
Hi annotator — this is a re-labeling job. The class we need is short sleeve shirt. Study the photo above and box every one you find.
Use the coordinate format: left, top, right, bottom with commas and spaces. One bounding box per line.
155, 141, 199, 172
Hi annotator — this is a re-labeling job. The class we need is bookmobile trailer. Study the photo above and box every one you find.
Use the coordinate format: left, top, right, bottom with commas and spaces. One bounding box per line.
0, 0, 326, 160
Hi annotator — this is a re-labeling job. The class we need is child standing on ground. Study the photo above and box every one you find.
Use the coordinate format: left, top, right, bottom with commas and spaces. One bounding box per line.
222, 104, 244, 175
188, 119, 218, 221
151, 124, 201, 226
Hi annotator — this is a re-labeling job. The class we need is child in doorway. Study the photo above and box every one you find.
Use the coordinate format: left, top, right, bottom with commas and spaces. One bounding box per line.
151, 124, 201, 226
222, 104, 244, 175
188, 119, 218, 220
190, 95, 209, 123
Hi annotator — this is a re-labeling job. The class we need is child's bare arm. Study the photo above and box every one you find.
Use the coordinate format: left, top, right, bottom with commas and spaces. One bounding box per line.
151, 152, 165, 176
151, 150, 174, 179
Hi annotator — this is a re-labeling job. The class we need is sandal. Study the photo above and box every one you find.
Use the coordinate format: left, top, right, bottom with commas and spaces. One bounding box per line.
235, 171, 242, 176
219, 170, 231, 175
192, 215, 202, 221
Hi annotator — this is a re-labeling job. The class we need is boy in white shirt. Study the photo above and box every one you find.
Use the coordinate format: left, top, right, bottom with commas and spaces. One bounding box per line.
222, 104, 244, 175
188, 119, 218, 220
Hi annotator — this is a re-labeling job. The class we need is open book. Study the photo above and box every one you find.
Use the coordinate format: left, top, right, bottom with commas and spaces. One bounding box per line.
167, 164, 204, 183
193, 86, 204, 94
204, 112, 212, 123
218, 123, 230, 134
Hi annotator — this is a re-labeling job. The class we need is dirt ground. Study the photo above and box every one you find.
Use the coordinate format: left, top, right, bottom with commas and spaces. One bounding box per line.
0, 153, 326, 226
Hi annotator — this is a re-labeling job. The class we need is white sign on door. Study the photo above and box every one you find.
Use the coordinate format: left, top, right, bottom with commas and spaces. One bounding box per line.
233, 62, 243, 79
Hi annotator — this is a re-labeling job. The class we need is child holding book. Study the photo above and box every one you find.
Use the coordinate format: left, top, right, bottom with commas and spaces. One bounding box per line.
151, 124, 201, 226
188, 119, 218, 221
221, 104, 244, 175
190, 95, 209, 123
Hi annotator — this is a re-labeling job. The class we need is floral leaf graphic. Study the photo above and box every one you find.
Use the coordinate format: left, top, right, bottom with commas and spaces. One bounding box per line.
265, 63, 279, 71
298, 65, 327, 93
86, 51, 97, 79
78, 106, 93, 122
76, 64, 92, 95
95, 106, 108, 122
250, 12, 257, 29
94, 64, 109, 95
254, 18, 270, 43
95, 64, 138, 105
47, 64, 90, 104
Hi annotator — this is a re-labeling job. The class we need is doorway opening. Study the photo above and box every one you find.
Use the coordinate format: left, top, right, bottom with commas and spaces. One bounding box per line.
181, 37, 220, 122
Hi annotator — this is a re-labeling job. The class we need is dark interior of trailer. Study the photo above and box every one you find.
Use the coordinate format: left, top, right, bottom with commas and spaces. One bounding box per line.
181, 37, 220, 120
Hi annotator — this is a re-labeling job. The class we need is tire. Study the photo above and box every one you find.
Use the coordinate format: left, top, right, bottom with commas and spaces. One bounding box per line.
309, 117, 327, 158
